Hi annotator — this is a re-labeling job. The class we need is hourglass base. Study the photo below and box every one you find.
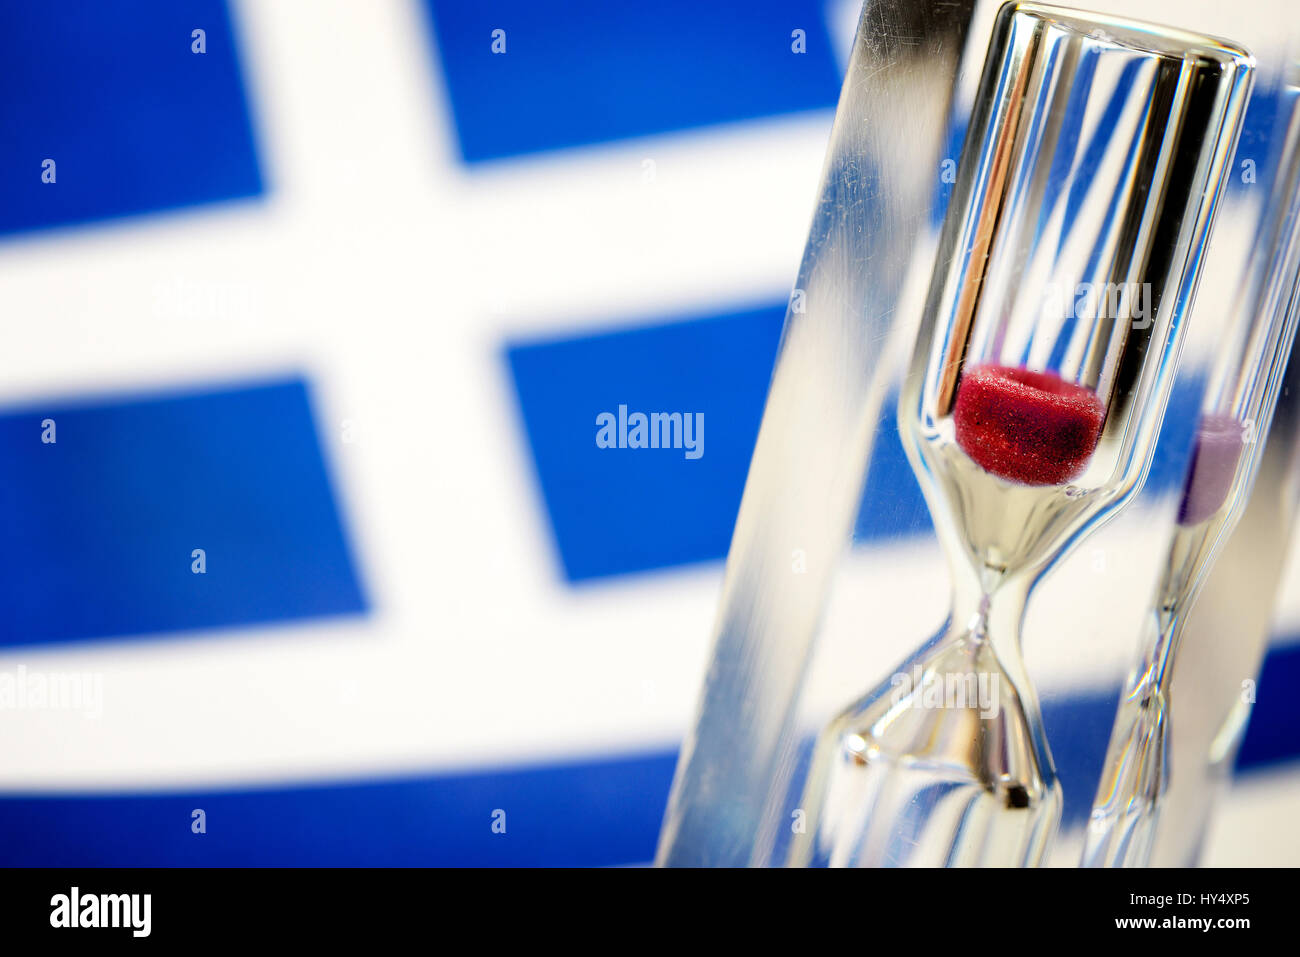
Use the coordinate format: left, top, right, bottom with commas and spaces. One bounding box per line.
797, 630, 1061, 867
1081, 688, 1170, 868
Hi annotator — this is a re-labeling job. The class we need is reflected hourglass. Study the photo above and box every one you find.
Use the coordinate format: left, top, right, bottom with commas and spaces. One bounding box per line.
1083, 61, 1300, 868
790, 3, 1253, 867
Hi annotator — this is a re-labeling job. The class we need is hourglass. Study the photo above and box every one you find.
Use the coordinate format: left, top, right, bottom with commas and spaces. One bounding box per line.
790, 3, 1253, 867
1083, 66, 1300, 868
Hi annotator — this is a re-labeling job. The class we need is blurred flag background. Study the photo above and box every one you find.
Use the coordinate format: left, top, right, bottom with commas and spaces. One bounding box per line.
0, 0, 1294, 866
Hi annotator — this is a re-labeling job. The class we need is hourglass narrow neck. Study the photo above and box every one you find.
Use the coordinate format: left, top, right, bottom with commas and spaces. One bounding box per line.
949, 568, 1033, 668
1132, 522, 1220, 695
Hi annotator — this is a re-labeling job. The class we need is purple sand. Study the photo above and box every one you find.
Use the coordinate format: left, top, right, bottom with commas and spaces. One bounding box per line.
1177, 413, 1246, 526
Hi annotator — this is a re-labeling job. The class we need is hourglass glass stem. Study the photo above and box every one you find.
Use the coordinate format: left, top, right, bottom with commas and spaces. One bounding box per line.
952, 570, 1029, 667
944, 510, 1041, 646
1082, 527, 1207, 867
955, 569, 1060, 795
872, 569, 1061, 866
788, 560, 1065, 867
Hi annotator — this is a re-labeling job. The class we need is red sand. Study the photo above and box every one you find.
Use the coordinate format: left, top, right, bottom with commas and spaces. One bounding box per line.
953, 364, 1105, 486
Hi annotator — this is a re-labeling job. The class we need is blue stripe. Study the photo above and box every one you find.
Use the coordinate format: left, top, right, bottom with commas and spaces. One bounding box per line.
0, 378, 368, 647
0, 752, 677, 867
419, 0, 842, 163
0, 0, 263, 236
1236, 640, 1300, 767
505, 306, 784, 581
0, 642, 1295, 866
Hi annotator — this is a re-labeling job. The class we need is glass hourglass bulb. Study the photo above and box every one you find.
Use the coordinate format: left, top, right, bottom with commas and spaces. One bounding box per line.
1083, 68, 1300, 868
789, 2, 1253, 868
